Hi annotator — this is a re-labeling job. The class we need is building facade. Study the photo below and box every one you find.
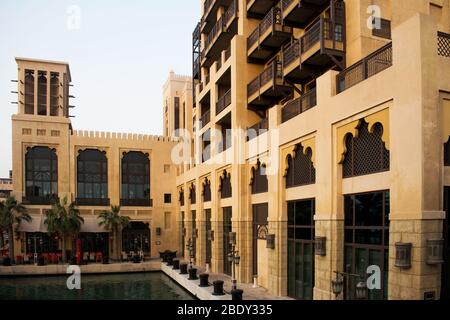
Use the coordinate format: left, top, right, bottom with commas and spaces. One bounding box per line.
10, 58, 179, 261
172, 0, 450, 300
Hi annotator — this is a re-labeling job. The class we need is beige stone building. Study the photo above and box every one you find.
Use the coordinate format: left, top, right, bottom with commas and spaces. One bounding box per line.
9, 58, 179, 261
172, 0, 450, 300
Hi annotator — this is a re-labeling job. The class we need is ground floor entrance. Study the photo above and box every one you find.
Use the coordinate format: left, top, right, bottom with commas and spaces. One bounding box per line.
287, 199, 315, 300
122, 222, 150, 256
344, 191, 390, 300
205, 209, 212, 268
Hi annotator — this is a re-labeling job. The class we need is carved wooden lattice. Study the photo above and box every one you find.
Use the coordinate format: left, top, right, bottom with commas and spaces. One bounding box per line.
286, 145, 316, 188
438, 32, 450, 58
343, 120, 390, 178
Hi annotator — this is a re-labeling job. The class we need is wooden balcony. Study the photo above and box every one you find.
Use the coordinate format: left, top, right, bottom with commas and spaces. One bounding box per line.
247, 7, 293, 64
281, 0, 330, 28
282, 17, 345, 84
247, 61, 293, 110
201, 0, 239, 68
246, 0, 278, 19
281, 87, 316, 123
202, 0, 234, 34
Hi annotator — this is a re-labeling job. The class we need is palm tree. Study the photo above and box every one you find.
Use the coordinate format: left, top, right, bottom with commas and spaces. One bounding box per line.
98, 206, 130, 262
44, 196, 84, 263
0, 196, 31, 264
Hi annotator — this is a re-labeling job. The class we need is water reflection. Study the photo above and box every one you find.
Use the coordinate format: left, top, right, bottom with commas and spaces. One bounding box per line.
0, 272, 195, 300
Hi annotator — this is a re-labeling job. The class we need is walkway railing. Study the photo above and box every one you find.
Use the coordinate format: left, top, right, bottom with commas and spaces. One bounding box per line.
336, 42, 392, 93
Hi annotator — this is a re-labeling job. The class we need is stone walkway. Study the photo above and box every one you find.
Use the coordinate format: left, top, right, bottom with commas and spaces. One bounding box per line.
163, 262, 292, 301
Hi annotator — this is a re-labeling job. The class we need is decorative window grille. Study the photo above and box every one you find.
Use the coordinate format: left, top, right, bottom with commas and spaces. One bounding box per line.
343, 120, 390, 178
286, 145, 316, 188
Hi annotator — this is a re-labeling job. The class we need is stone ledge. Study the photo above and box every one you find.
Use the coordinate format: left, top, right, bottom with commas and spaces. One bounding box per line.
0, 261, 161, 276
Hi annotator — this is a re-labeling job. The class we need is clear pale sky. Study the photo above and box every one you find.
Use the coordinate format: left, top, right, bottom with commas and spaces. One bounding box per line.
0, 0, 200, 177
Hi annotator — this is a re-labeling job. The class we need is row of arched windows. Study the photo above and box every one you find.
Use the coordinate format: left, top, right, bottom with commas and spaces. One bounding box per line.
178, 122, 390, 203
24, 147, 151, 205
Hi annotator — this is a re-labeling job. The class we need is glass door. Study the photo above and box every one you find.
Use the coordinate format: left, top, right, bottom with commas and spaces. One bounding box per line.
287, 199, 315, 300
223, 207, 232, 276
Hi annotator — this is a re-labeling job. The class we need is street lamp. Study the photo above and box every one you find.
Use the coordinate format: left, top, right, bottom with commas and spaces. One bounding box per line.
332, 268, 368, 300
228, 232, 240, 291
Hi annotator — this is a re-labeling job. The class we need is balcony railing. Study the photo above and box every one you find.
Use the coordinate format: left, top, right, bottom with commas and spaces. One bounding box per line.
336, 42, 392, 93
438, 31, 450, 58
201, 110, 211, 128
247, 118, 269, 140
225, 46, 231, 61
247, 7, 281, 49
281, 88, 317, 123
216, 89, 232, 115
75, 198, 111, 206
193, 56, 200, 79
120, 198, 153, 207
248, 60, 282, 97
204, 0, 215, 17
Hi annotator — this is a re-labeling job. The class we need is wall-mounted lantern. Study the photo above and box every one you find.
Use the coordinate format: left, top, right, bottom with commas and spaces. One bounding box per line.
395, 242, 412, 269
181, 228, 186, 237
427, 239, 444, 265
156, 227, 162, 236
315, 236, 326, 256
207, 230, 214, 241
266, 234, 275, 249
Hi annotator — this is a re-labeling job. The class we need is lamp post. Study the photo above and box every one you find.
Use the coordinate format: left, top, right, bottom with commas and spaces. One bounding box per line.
228, 232, 240, 291
332, 266, 368, 300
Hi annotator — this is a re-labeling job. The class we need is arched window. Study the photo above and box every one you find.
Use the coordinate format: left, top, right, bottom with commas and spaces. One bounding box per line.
251, 162, 268, 194
24, 70, 34, 115
189, 185, 197, 204
286, 145, 316, 188
220, 171, 232, 199
343, 120, 390, 178
121, 151, 150, 206
77, 149, 109, 206
25, 146, 58, 204
203, 178, 211, 202
37, 71, 47, 116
